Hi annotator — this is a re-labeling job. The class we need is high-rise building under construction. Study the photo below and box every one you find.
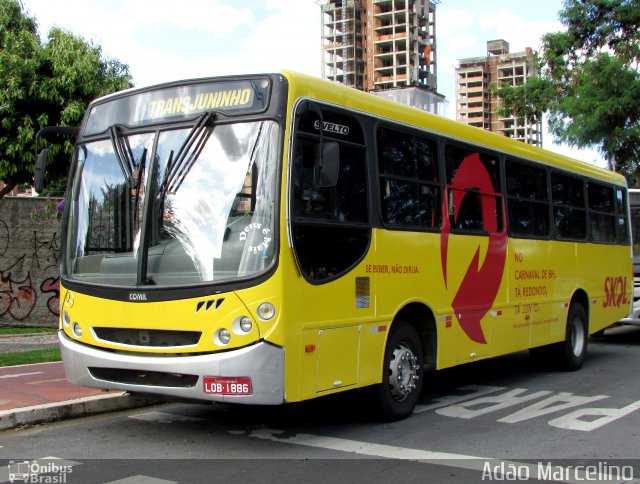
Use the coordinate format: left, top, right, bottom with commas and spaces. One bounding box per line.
319, 0, 446, 115
456, 40, 542, 146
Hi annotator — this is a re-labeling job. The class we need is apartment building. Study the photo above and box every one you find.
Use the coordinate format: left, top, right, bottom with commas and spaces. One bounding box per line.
456, 39, 542, 146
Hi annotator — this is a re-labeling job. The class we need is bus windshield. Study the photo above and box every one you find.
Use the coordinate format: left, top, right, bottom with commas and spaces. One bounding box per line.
64, 119, 279, 287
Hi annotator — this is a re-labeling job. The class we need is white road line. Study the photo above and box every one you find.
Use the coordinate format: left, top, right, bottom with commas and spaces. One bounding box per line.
248, 428, 624, 483
250, 427, 490, 463
26, 378, 66, 385
0, 371, 43, 379
104, 476, 177, 484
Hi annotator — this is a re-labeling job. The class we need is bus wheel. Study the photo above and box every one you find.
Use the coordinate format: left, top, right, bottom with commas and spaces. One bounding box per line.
530, 304, 587, 370
563, 304, 588, 370
375, 321, 424, 421
551, 303, 588, 370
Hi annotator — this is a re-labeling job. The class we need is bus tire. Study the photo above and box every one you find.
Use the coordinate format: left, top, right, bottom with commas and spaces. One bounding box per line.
375, 320, 424, 421
548, 303, 588, 370
560, 303, 588, 370
530, 304, 588, 370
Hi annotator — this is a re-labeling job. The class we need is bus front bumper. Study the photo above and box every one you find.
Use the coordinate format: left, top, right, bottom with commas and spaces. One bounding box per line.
59, 332, 285, 405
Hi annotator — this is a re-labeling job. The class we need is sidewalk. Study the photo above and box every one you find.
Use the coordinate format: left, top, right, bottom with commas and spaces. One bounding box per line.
0, 332, 157, 430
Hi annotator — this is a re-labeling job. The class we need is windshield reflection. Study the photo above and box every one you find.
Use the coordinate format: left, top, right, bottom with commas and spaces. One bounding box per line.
65, 120, 279, 287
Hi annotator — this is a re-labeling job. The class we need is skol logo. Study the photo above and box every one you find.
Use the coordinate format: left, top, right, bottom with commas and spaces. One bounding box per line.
603, 276, 629, 308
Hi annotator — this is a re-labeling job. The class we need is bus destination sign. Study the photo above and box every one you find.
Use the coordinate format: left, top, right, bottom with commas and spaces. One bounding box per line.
84, 78, 271, 135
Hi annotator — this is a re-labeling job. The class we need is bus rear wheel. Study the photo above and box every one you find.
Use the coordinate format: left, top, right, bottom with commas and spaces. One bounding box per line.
375, 320, 424, 421
530, 303, 587, 370
560, 303, 588, 370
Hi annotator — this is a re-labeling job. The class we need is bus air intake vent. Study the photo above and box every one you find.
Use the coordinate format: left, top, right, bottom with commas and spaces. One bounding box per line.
355, 276, 370, 309
89, 367, 198, 387
195, 298, 225, 312
93, 328, 201, 347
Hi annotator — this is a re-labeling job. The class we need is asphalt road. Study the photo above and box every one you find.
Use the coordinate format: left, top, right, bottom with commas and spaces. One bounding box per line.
1, 325, 639, 483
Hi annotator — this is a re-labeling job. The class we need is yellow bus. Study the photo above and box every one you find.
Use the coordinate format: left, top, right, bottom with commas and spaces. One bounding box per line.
36, 71, 632, 420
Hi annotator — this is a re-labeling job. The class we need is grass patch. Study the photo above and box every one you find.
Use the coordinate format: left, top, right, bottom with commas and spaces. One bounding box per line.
0, 348, 61, 367
0, 326, 57, 335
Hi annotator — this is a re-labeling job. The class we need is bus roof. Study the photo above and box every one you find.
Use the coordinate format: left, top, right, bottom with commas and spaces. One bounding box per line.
281, 70, 626, 187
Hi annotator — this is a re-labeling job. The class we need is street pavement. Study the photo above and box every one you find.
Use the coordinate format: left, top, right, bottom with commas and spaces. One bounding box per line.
0, 332, 157, 431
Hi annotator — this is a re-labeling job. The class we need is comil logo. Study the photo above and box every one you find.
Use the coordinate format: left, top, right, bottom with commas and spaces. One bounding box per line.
603, 276, 629, 308
440, 153, 507, 344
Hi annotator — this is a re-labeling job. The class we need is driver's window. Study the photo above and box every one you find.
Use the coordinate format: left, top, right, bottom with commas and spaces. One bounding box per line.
291, 102, 370, 282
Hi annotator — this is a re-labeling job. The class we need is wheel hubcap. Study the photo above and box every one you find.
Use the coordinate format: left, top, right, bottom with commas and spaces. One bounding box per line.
389, 343, 419, 401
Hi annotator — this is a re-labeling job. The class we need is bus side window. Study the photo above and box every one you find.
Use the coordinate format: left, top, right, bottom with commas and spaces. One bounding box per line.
588, 182, 616, 243
615, 188, 629, 244
450, 189, 484, 231
551, 172, 587, 240
505, 159, 550, 238
445, 144, 502, 235
377, 126, 440, 229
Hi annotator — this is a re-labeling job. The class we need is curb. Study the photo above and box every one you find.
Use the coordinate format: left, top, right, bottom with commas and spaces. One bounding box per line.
0, 393, 159, 431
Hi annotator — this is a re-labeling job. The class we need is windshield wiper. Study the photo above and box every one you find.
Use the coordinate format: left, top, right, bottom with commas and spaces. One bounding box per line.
163, 111, 217, 194
109, 125, 136, 186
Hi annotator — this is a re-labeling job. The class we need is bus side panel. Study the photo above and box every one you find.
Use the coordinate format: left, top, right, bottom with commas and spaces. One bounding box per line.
375, 229, 514, 369
284, 237, 381, 402
490, 238, 535, 356
578, 243, 632, 333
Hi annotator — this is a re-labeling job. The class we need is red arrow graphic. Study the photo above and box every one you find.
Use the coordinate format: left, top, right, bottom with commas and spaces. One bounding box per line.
441, 153, 507, 344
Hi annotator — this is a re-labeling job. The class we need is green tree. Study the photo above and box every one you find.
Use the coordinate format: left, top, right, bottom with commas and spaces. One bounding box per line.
0, 0, 132, 198
494, 0, 640, 184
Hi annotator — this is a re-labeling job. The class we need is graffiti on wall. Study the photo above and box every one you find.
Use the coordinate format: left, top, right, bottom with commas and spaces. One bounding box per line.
0, 210, 61, 324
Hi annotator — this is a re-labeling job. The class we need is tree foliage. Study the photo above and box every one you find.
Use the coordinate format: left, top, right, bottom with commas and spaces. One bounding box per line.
0, 0, 132, 197
494, 0, 640, 184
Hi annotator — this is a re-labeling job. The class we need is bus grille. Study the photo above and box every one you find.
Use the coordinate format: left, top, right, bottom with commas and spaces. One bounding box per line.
93, 328, 201, 347
89, 367, 199, 387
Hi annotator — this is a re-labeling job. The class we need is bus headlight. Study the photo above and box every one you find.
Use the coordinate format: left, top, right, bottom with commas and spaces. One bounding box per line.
63, 311, 71, 327
215, 328, 231, 346
231, 316, 253, 335
239, 316, 253, 333
72, 322, 83, 338
257, 302, 276, 321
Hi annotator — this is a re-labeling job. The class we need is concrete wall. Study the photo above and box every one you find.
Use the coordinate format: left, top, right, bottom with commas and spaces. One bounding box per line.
0, 197, 62, 328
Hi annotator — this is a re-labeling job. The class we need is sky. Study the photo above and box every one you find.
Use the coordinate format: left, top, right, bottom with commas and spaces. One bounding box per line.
20, 0, 603, 166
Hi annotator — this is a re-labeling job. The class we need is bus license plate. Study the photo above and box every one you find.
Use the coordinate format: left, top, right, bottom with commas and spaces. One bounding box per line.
203, 377, 252, 395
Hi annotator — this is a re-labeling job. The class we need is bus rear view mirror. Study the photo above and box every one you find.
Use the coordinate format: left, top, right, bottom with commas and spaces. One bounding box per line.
34, 148, 48, 193
315, 141, 340, 188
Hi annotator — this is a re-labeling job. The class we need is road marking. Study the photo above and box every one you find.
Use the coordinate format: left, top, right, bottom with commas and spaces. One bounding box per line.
25, 378, 67, 385
104, 477, 177, 484
250, 427, 490, 463
0, 372, 43, 379
247, 428, 631, 482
